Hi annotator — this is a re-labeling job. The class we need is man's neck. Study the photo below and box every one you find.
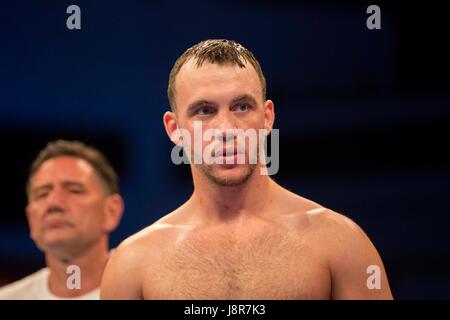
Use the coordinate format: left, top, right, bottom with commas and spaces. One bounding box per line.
189, 165, 277, 225
45, 237, 109, 298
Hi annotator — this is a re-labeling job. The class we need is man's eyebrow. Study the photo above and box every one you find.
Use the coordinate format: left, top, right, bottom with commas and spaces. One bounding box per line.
185, 94, 258, 115
230, 94, 258, 105
186, 99, 216, 114
62, 181, 85, 188
31, 181, 85, 192
31, 184, 52, 194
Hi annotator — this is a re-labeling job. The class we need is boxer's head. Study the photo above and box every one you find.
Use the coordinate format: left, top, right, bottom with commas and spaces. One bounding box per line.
25, 140, 124, 258
164, 39, 275, 186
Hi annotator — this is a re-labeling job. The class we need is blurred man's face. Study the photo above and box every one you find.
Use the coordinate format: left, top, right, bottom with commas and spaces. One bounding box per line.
26, 156, 111, 255
172, 59, 273, 186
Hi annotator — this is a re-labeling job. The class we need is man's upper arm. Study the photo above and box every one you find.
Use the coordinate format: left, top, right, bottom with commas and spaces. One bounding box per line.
100, 241, 144, 299
327, 214, 393, 300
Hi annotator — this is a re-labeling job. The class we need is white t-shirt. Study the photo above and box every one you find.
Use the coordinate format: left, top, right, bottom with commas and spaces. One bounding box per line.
0, 268, 99, 300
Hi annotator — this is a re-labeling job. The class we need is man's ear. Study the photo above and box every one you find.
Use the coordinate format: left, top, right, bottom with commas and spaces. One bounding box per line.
163, 111, 182, 145
103, 194, 124, 233
263, 99, 275, 135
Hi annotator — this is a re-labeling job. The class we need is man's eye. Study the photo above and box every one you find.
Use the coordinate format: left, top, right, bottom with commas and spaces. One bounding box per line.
69, 189, 84, 194
197, 106, 214, 115
235, 103, 250, 112
35, 192, 49, 199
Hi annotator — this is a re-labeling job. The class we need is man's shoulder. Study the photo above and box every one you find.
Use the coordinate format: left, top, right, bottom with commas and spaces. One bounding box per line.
100, 208, 192, 298
305, 207, 361, 234
0, 268, 47, 300
298, 204, 376, 259
120, 222, 178, 250
295, 201, 392, 299
280, 189, 366, 243
112, 210, 190, 263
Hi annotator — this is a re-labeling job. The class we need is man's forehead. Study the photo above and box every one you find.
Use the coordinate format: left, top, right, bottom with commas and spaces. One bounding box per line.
40, 156, 92, 171
175, 59, 261, 99
33, 156, 94, 183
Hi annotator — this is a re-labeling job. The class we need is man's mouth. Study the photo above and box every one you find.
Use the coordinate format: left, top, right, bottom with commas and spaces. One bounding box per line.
212, 146, 245, 165
43, 218, 73, 229
222, 147, 238, 157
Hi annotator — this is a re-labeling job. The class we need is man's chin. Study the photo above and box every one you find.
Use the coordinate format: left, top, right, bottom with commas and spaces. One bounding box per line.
39, 232, 79, 251
202, 164, 256, 186
41, 238, 74, 250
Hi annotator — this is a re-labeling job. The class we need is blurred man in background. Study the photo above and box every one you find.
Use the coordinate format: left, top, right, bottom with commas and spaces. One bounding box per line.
0, 140, 124, 299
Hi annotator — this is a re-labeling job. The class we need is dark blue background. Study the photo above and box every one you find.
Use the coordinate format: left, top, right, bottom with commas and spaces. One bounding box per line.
1, 1, 449, 299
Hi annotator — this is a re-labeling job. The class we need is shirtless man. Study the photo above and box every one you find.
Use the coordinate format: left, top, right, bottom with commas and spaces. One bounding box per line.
101, 39, 393, 299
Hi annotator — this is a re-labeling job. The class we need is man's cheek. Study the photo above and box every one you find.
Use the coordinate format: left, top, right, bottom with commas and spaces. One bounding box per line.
27, 212, 39, 231
29, 221, 40, 242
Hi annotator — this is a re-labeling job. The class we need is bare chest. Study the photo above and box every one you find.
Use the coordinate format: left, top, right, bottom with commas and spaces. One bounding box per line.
143, 226, 330, 299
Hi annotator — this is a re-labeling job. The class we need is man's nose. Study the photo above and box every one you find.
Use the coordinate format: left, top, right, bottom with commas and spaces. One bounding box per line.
46, 188, 66, 208
214, 111, 237, 141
